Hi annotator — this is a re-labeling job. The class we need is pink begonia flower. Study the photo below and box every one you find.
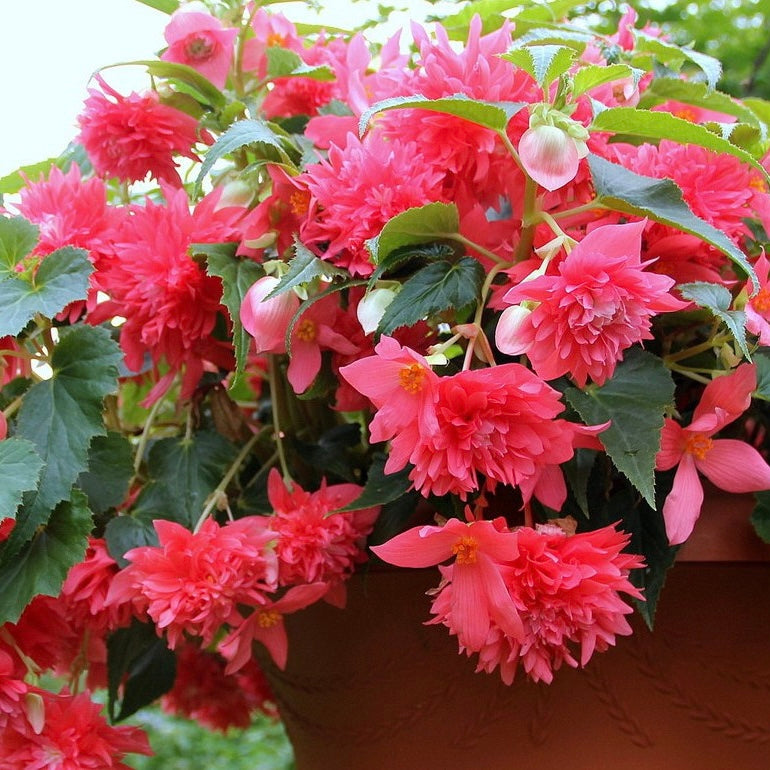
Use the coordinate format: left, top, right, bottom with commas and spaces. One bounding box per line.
219, 583, 328, 673
267, 469, 380, 607
656, 364, 770, 544
372, 518, 523, 651
240, 275, 300, 354
0, 649, 27, 730
286, 295, 360, 394
106, 517, 278, 649
501, 220, 688, 386
745, 253, 770, 345
434, 524, 644, 684
518, 123, 586, 191
162, 10, 238, 89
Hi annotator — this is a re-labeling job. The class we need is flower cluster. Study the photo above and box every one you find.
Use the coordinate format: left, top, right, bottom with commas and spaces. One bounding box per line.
2, 0, 770, 762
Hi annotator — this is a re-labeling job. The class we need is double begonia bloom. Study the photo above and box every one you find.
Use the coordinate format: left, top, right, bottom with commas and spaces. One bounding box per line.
106, 517, 278, 649
500, 220, 688, 386
745, 253, 770, 345
656, 363, 770, 545
162, 10, 238, 89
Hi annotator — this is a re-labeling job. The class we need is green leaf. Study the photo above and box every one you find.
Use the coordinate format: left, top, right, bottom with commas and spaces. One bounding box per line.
0, 159, 58, 195
367, 492, 423, 548
369, 242, 457, 286
265, 47, 335, 81
0, 489, 92, 624
750, 491, 770, 543
634, 32, 722, 91
4, 326, 120, 561
368, 202, 460, 265
195, 119, 295, 194
591, 108, 768, 178
267, 241, 349, 298
78, 433, 134, 515
0, 246, 93, 336
572, 64, 643, 99
135, 0, 179, 12
679, 282, 749, 358
334, 454, 414, 512
565, 348, 675, 508
502, 44, 576, 88
104, 516, 159, 569
0, 438, 43, 520
378, 257, 484, 335
512, 26, 594, 49
359, 94, 523, 137
204, 244, 264, 388
143, 431, 238, 529
0, 216, 39, 276
108, 620, 176, 723
754, 352, 770, 400
588, 154, 757, 284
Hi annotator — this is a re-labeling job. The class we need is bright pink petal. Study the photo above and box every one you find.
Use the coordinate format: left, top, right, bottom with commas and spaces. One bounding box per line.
272, 582, 328, 613
287, 338, 322, 393
577, 219, 646, 262
370, 521, 467, 567
692, 364, 756, 426
662, 454, 704, 545
697, 439, 770, 492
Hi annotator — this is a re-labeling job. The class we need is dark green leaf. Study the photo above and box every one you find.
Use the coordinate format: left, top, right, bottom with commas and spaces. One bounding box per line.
4, 326, 120, 560
334, 454, 414, 512
367, 491, 422, 548
289, 423, 362, 483
591, 108, 767, 177
108, 620, 176, 723
369, 202, 460, 265
750, 491, 770, 543
0, 216, 38, 276
378, 257, 484, 335
78, 433, 134, 515
589, 154, 757, 284
368, 242, 458, 287
359, 94, 523, 137
144, 431, 238, 528
267, 241, 349, 298
195, 120, 295, 193
679, 282, 749, 358
0, 489, 92, 624
205, 245, 264, 388
0, 246, 93, 336
754, 352, 770, 400
0, 438, 43, 520
104, 516, 160, 568
565, 348, 675, 508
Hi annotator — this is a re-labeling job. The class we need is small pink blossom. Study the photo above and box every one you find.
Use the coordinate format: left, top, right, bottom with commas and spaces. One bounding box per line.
656, 364, 770, 544
745, 253, 770, 345
240, 275, 300, 354
162, 10, 238, 88
519, 123, 585, 191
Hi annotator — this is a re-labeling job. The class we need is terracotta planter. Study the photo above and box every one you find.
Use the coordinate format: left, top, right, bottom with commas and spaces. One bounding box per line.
260, 493, 770, 770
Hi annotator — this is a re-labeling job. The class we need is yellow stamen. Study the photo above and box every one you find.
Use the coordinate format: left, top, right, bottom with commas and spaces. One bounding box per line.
452, 536, 478, 565
289, 190, 311, 217
752, 286, 770, 312
295, 318, 316, 342
685, 433, 713, 460
398, 363, 426, 394
257, 609, 281, 628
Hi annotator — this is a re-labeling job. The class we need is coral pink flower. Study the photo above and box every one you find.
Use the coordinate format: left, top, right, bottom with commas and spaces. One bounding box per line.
299, 133, 446, 276
455, 524, 644, 684
501, 220, 687, 386
219, 583, 328, 672
0, 650, 27, 730
745, 253, 770, 345
0, 690, 151, 769
161, 643, 277, 731
161, 9, 238, 88
372, 517, 522, 651
106, 517, 278, 649
267, 469, 379, 605
240, 275, 300, 354
656, 364, 770, 544
77, 76, 208, 187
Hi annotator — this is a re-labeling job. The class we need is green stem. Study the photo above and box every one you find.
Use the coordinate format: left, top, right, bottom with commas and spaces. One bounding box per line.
552, 200, 601, 221
268, 355, 293, 484
133, 395, 166, 475
450, 234, 508, 266
664, 333, 732, 364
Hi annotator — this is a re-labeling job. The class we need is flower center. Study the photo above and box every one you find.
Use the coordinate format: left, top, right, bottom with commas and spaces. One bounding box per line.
685, 432, 713, 460
267, 32, 286, 47
289, 190, 311, 217
295, 318, 317, 342
752, 286, 770, 312
185, 34, 214, 62
452, 536, 478, 565
398, 363, 426, 394
749, 174, 767, 193
257, 609, 282, 628
673, 107, 698, 122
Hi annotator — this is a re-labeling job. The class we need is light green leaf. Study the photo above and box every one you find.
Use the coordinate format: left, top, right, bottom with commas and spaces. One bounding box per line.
195, 120, 295, 194
368, 202, 460, 265
0, 216, 39, 276
265, 47, 335, 81
0, 438, 43, 520
0, 160, 58, 196
0, 489, 92, 624
679, 282, 749, 358
565, 348, 675, 508
588, 154, 757, 285
512, 27, 594, 49
0, 246, 93, 336
135, 0, 179, 12
204, 243, 264, 388
502, 44, 576, 88
572, 64, 643, 98
4, 326, 120, 560
267, 241, 349, 299
590, 108, 768, 178
378, 257, 484, 335
634, 32, 722, 91
359, 94, 523, 137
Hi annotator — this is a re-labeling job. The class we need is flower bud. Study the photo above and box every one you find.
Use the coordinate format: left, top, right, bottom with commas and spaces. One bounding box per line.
215, 180, 254, 210
495, 304, 532, 356
518, 124, 579, 192
356, 287, 396, 335
240, 276, 300, 354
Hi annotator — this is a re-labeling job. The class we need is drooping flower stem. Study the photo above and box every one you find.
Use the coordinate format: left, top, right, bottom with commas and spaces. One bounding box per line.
268, 354, 294, 485
514, 176, 539, 263
450, 234, 508, 265
133, 391, 168, 475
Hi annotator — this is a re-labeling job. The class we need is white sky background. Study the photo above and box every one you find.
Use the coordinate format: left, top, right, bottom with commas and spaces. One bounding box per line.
0, 0, 456, 177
